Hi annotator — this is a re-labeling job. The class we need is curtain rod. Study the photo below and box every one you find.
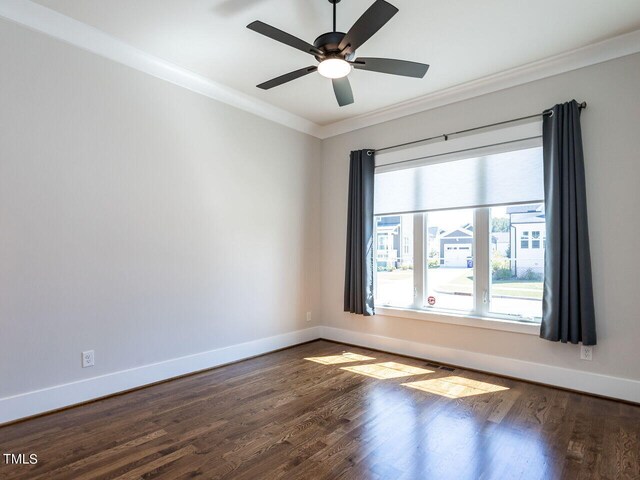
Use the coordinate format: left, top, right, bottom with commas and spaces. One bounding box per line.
376, 135, 541, 170
370, 101, 587, 155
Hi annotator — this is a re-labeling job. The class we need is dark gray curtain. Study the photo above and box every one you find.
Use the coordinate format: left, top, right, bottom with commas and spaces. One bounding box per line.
344, 149, 375, 316
540, 100, 596, 345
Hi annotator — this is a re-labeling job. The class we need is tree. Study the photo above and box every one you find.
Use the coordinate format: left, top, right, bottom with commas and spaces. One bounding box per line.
491, 217, 510, 233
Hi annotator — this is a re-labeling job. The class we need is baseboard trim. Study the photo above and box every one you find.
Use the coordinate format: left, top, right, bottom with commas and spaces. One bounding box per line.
0, 326, 321, 425
3, 324, 638, 425
318, 326, 640, 404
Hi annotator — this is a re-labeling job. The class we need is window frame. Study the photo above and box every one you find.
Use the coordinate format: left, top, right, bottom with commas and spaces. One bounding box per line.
374, 207, 540, 329
374, 205, 542, 334
531, 231, 541, 249
372, 122, 545, 336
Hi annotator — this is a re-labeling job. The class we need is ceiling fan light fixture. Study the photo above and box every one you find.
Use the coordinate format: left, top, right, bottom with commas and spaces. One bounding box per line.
248, 0, 428, 107
317, 58, 351, 79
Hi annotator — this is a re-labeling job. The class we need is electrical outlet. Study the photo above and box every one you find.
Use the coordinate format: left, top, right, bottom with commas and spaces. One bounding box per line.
580, 345, 593, 361
82, 350, 95, 368
306, 311, 312, 323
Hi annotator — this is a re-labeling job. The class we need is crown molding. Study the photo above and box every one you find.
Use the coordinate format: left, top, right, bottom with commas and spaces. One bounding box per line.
0, 0, 324, 138
316, 28, 640, 139
2, 1, 639, 141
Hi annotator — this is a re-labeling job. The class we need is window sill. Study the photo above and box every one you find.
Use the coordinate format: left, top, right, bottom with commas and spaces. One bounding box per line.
374, 306, 541, 336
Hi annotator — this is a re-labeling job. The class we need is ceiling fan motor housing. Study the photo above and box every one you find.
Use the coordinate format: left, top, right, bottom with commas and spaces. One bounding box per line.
313, 31, 355, 62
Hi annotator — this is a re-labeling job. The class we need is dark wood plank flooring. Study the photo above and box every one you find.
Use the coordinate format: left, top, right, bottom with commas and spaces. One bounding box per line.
1, 340, 639, 479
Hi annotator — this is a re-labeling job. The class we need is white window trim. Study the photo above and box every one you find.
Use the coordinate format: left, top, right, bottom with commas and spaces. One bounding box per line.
374, 208, 541, 336
532, 231, 541, 249
475, 208, 490, 317
375, 306, 540, 335
373, 121, 545, 336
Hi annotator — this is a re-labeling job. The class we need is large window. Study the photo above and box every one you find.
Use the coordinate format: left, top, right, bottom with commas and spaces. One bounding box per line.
425, 209, 474, 312
375, 214, 414, 307
489, 205, 544, 320
374, 139, 544, 324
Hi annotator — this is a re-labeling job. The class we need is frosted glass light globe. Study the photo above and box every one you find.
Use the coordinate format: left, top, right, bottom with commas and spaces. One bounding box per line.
318, 58, 351, 79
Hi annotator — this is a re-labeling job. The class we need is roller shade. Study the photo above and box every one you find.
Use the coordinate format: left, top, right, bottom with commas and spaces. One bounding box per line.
374, 144, 544, 215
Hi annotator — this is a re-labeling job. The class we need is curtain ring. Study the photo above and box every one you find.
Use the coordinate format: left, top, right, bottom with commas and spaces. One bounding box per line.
367, 150, 374, 156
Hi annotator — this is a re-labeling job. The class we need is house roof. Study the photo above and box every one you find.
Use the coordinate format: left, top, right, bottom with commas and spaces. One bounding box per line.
377, 216, 401, 226
507, 204, 543, 214
442, 228, 473, 238
512, 212, 545, 224
376, 225, 399, 234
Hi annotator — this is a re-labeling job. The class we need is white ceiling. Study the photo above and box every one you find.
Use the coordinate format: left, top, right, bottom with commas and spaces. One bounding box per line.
32, 0, 640, 125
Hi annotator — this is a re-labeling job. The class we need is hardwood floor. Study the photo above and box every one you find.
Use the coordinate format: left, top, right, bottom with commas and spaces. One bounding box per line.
1, 340, 639, 479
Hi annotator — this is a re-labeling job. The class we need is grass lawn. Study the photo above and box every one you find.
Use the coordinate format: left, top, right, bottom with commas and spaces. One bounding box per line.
491, 280, 543, 299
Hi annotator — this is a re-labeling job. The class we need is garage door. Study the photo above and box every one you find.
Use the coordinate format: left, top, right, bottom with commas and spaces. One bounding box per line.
444, 245, 471, 267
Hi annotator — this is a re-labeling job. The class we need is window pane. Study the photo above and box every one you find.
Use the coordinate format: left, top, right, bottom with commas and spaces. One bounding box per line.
375, 214, 414, 307
425, 209, 474, 312
490, 204, 544, 320
531, 231, 541, 249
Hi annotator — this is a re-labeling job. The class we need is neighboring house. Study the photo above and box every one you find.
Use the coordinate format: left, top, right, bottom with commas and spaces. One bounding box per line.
427, 226, 440, 244
376, 215, 413, 268
491, 232, 510, 256
376, 204, 545, 276
439, 227, 473, 267
507, 204, 545, 277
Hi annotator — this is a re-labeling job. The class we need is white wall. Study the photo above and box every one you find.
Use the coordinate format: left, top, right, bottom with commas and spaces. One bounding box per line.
0, 18, 321, 409
2, 15, 640, 423
320, 53, 640, 384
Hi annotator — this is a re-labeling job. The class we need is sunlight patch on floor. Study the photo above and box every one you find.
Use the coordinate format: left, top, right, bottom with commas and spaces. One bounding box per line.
402, 376, 509, 398
305, 352, 376, 365
341, 362, 434, 379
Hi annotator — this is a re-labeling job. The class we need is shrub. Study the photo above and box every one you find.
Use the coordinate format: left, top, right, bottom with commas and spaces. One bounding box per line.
491, 254, 513, 281
492, 268, 513, 281
427, 249, 440, 268
520, 268, 542, 281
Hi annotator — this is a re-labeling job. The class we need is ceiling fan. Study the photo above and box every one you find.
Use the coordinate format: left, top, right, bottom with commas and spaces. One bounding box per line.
247, 0, 429, 107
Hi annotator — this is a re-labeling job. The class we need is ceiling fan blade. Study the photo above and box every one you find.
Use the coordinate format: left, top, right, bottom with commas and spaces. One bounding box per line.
353, 57, 429, 78
332, 77, 354, 107
247, 21, 323, 56
339, 0, 398, 55
257, 66, 317, 90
